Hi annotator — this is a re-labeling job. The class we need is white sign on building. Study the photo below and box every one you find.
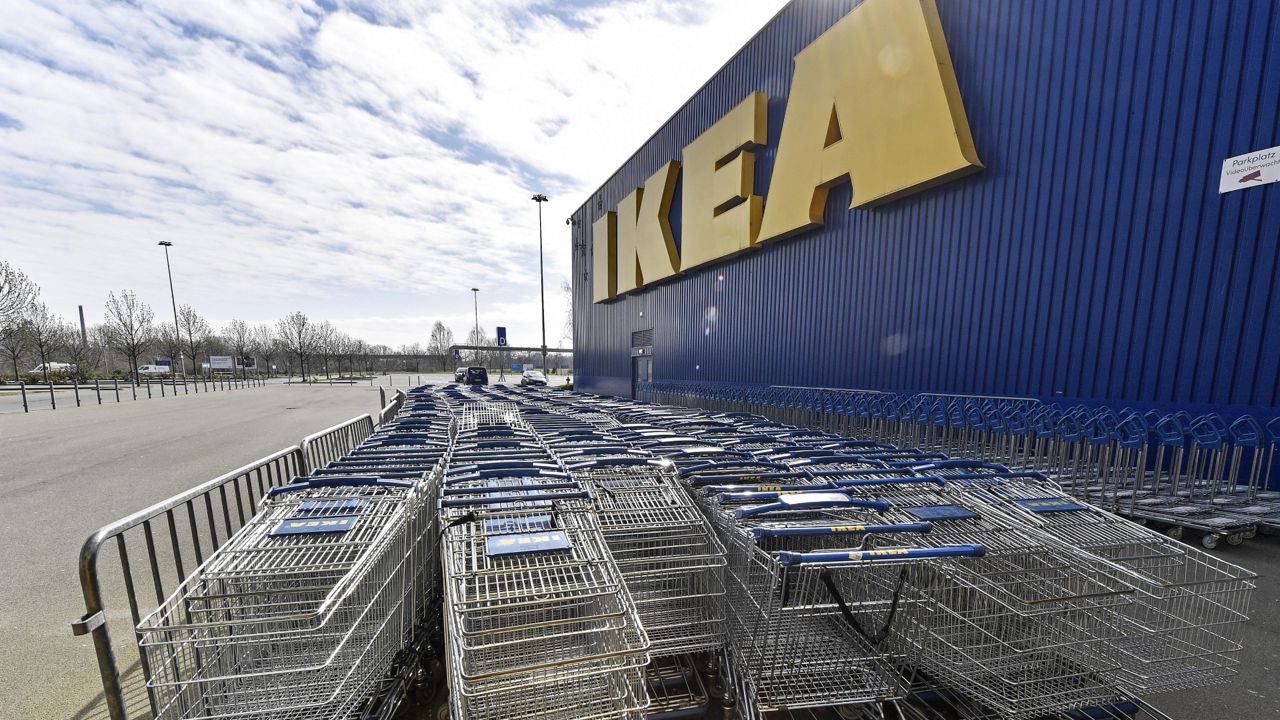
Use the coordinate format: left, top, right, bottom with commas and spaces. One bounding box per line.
1219, 145, 1280, 194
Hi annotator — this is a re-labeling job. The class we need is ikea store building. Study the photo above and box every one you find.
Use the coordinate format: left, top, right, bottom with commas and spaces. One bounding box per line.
569, 0, 1280, 419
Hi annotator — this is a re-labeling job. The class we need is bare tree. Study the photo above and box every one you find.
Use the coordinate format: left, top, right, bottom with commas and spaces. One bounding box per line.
0, 261, 39, 331
350, 337, 369, 375
225, 319, 253, 379
466, 327, 494, 368
332, 330, 351, 377
0, 322, 29, 381
156, 324, 184, 375
253, 323, 278, 377
560, 280, 573, 347
427, 321, 455, 371
314, 321, 336, 379
277, 311, 314, 379
177, 305, 212, 377
61, 320, 101, 380
25, 305, 64, 383
104, 290, 154, 384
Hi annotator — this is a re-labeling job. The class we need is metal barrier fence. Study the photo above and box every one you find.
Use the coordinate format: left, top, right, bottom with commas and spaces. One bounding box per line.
71, 399, 390, 720
379, 388, 407, 425
6, 375, 268, 413
71, 446, 307, 720
300, 413, 377, 473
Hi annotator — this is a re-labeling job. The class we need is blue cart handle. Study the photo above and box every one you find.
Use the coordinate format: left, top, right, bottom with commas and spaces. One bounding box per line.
438, 490, 589, 507
777, 543, 986, 566
753, 521, 933, 539
734, 493, 890, 518
831, 476, 946, 488
442, 482, 580, 496
685, 470, 810, 486
910, 460, 1009, 472
267, 476, 415, 497
702, 482, 837, 495
565, 457, 660, 470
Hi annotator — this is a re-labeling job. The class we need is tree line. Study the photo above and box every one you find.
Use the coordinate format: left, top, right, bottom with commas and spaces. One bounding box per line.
0, 261, 570, 385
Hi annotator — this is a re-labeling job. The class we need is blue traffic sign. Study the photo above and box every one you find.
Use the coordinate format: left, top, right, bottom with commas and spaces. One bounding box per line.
496, 326, 508, 346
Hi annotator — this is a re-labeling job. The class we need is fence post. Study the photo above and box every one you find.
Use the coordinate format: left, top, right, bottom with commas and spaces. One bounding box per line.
160, 379, 166, 397
49, 381, 56, 410
131, 381, 136, 401
74, 380, 81, 407
182, 377, 188, 395
113, 379, 120, 403
203, 376, 209, 393
20, 381, 28, 413
95, 379, 102, 404
146, 379, 152, 399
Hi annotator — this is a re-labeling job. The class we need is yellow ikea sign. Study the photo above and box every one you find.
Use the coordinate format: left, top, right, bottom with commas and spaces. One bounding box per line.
593, 0, 982, 303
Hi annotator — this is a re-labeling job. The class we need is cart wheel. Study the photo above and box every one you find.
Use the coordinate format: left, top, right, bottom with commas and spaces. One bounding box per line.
1201, 534, 1219, 550
1164, 526, 1183, 541
1244, 527, 1257, 539
1226, 533, 1245, 546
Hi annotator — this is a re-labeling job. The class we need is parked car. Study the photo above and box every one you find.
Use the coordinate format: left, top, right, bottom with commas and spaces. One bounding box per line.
519, 370, 548, 386
137, 365, 172, 376
463, 366, 488, 385
454, 367, 467, 382
27, 362, 74, 376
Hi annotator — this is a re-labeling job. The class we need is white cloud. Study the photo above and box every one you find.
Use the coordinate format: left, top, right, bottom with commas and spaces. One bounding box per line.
0, 0, 787, 347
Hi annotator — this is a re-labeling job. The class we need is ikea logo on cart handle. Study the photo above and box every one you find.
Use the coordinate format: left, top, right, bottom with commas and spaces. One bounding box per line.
271, 515, 359, 536
593, 0, 983, 302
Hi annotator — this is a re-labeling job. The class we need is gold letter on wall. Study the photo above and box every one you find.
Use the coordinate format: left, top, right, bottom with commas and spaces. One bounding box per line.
616, 160, 682, 294
680, 92, 768, 271
592, 211, 617, 302
757, 0, 983, 243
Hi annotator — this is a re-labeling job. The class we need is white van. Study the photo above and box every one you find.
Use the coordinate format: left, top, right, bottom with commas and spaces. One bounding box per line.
137, 365, 172, 376
28, 362, 74, 374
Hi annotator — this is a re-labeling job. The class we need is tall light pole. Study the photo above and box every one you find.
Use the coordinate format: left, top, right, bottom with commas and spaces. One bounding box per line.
471, 287, 480, 364
532, 193, 549, 372
158, 241, 182, 375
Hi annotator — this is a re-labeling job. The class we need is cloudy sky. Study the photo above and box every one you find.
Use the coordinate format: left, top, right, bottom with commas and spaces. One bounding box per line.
0, 0, 785, 350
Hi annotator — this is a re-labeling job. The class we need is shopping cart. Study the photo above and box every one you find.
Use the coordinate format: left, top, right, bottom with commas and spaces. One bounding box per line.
136, 474, 436, 720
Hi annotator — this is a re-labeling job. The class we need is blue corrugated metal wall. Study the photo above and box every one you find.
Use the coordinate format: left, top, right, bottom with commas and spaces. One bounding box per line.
570, 0, 1280, 413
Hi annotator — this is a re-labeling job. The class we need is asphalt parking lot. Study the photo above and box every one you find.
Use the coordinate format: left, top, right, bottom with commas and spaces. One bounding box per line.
0, 379, 409, 720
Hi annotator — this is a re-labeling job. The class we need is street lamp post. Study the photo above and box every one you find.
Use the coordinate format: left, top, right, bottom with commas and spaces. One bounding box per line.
158, 241, 182, 375
471, 287, 480, 364
532, 193, 549, 372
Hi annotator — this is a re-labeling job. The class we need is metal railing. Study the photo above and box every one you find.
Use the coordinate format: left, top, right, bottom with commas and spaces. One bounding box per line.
300, 413, 377, 476
71, 397, 396, 720
379, 389, 407, 425
5, 375, 267, 413
71, 445, 306, 720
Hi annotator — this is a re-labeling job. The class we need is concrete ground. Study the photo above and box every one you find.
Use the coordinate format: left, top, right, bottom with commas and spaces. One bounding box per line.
0, 376, 1273, 720
0, 378, 427, 720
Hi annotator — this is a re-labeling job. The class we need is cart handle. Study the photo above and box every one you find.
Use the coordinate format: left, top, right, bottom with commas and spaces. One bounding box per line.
679, 459, 790, 476
565, 457, 662, 470
777, 544, 987, 566
701, 482, 837, 495
685, 470, 810, 486
830, 476, 947, 488
438, 490, 589, 507
442, 482, 581, 496
1228, 416, 1262, 447
734, 494, 891, 518
266, 476, 415, 497
906, 460, 1009, 472
753, 522, 933, 539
